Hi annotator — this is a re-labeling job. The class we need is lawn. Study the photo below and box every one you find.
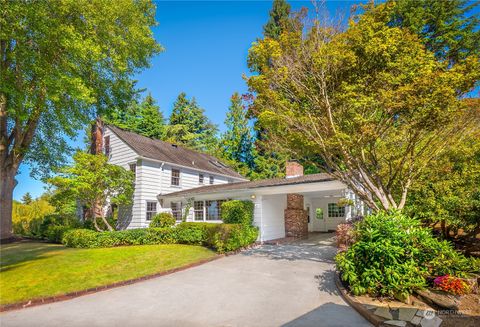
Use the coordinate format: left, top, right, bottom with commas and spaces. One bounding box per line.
0, 241, 216, 305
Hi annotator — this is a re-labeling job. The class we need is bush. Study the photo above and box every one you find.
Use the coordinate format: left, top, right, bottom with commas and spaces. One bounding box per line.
335, 223, 355, 251
221, 200, 254, 225
62, 222, 259, 253
44, 225, 73, 243
335, 211, 479, 298
149, 213, 176, 228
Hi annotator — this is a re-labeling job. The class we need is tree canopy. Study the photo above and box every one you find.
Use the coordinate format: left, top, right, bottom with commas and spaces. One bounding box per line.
48, 152, 134, 231
246, 2, 480, 211
0, 0, 161, 239
165, 92, 218, 153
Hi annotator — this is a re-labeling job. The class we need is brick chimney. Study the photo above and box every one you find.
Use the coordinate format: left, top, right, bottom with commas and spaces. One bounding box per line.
286, 161, 303, 178
90, 118, 104, 155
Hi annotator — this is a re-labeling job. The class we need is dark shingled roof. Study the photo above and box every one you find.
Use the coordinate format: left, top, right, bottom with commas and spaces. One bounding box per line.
107, 125, 246, 179
159, 173, 335, 198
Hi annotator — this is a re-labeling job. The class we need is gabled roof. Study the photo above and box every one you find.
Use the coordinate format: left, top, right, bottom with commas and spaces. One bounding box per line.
107, 125, 246, 180
159, 173, 335, 198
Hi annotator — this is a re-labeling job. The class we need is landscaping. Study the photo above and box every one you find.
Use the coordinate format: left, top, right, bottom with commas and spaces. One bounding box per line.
0, 241, 216, 306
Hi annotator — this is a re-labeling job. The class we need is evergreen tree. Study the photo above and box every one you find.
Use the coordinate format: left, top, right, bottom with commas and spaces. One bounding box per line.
133, 94, 165, 139
166, 93, 218, 153
220, 93, 254, 174
21, 192, 33, 205
388, 0, 480, 64
263, 0, 291, 39
104, 93, 165, 139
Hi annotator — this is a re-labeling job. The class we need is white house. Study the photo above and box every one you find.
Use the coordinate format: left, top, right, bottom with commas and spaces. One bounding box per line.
95, 122, 365, 241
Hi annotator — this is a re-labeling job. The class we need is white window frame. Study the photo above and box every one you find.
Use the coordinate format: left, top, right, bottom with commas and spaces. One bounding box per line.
171, 169, 180, 186
171, 202, 182, 221
146, 201, 157, 221
199, 173, 204, 184
328, 203, 345, 218
209, 176, 214, 185
129, 163, 136, 181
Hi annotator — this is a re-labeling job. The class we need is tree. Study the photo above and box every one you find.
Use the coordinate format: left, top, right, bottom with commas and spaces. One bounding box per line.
220, 93, 255, 175
263, 0, 292, 40
21, 192, 33, 205
105, 93, 165, 139
387, 0, 480, 64
48, 152, 134, 231
0, 0, 161, 240
246, 3, 480, 211
166, 93, 218, 153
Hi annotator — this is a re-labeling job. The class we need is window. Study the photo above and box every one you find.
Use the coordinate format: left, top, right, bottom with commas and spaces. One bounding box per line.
129, 163, 136, 179
194, 201, 204, 221
171, 202, 182, 221
199, 174, 204, 184
209, 176, 214, 185
316, 208, 324, 220
146, 201, 157, 221
171, 169, 180, 186
205, 200, 225, 221
328, 203, 345, 218
104, 136, 110, 156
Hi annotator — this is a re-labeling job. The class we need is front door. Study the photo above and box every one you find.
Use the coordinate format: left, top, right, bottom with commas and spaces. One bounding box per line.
310, 206, 326, 232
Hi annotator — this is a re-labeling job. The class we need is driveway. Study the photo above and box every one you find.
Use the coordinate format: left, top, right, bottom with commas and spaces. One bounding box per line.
0, 233, 370, 327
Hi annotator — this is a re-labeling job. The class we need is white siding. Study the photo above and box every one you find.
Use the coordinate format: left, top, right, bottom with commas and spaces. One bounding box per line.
260, 194, 287, 241
105, 126, 240, 229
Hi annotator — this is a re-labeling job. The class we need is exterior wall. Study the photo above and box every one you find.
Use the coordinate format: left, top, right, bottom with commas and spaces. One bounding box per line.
261, 194, 287, 241
105, 127, 239, 228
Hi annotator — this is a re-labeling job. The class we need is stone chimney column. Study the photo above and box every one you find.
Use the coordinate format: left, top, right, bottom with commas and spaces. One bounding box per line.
90, 118, 104, 155
284, 161, 308, 238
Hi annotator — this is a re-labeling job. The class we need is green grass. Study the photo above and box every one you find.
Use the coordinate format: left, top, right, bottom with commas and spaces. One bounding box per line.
0, 241, 216, 305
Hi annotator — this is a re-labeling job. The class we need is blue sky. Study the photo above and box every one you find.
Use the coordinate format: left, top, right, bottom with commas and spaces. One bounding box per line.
15, 0, 360, 200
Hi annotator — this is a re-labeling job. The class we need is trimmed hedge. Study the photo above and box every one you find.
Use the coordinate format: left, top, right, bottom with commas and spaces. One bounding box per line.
149, 212, 176, 228
61, 223, 259, 253
221, 200, 254, 225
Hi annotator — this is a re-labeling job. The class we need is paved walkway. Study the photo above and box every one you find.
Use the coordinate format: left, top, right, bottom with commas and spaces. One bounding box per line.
1, 233, 370, 327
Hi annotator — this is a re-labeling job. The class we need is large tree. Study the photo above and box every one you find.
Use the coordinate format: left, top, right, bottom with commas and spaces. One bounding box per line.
166, 93, 218, 153
388, 0, 480, 64
105, 93, 165, 139
220, 93, 255, 176
246, 2, 480, 211
0, 0, 161, 240
263, 0, 292, 40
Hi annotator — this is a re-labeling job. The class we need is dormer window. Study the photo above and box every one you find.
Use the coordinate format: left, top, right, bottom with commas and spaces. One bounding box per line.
199, 174, 204, 184
104, 136, 110, 156
171, 169, 180, 186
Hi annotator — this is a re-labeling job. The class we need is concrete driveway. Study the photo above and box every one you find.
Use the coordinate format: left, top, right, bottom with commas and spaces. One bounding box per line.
1, 233, 370, 327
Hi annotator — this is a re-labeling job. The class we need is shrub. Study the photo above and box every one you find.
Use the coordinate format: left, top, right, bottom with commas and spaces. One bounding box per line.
335, 211, 478, 298
44, 225, 73, 243
62, 229, 100, 248
175, 222, 214, 244
149, 213, 176, 228
207, 224, 259, 253
221, 200, 254, 225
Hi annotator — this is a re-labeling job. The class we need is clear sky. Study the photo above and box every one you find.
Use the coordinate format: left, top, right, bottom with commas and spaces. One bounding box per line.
14, 0, 360, 200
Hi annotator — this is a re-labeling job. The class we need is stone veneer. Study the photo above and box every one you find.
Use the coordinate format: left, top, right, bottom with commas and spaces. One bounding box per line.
284, 194, 308, 238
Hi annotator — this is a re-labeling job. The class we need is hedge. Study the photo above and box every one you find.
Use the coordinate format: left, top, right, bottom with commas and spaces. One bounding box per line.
149, 212, 176, 228
61, 223, 259, 253
221, 200, 254, 225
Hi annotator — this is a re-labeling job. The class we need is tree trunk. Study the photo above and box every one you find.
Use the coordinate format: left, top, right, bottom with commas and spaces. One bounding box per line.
0, 169, 15, 241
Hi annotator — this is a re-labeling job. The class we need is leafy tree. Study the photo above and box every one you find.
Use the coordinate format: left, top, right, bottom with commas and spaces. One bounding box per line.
263, 0, 292, 40
0, 0, 161, 240
246, 3, 480, 211
387, 0, 480, 64
48, 152, 134, 231
12, 195, 55, 236
105, 93, 165, 139
220, 93, 254, 175
406, 122, 480, 241
21, 192, 33, 205
166, 93, 218, 153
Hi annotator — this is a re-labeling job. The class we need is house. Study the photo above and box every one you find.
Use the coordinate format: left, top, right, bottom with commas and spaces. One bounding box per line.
92, 121, 247, 229
93, 121, 366, 241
